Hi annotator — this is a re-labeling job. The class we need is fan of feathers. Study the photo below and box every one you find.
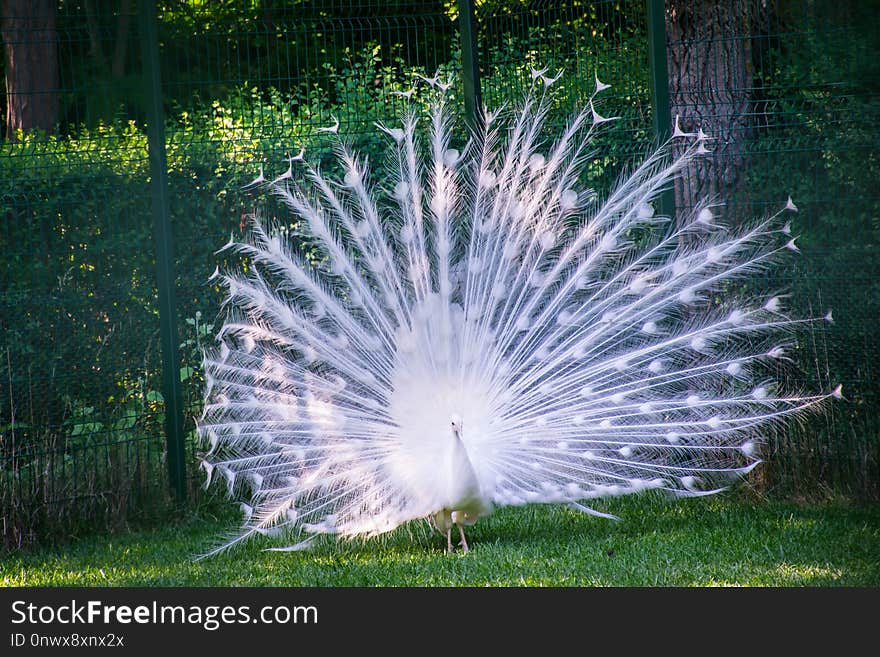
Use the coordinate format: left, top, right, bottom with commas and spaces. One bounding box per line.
196, 71, 837, 556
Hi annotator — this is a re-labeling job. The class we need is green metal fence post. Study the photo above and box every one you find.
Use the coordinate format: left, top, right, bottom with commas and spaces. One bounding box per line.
646, 0, 675, 219
139, 2, 187, 504
458, 0, 483, 134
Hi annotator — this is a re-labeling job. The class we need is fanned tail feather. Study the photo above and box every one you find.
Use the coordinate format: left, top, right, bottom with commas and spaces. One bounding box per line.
198, 73, 836, 554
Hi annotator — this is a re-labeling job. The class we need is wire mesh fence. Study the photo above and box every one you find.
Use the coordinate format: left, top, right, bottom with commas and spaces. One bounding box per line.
1, 0, 877, 548
662, 0, 880, 496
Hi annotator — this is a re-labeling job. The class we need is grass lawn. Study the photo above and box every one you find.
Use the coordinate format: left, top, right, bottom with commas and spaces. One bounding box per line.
2, 494, 878, 586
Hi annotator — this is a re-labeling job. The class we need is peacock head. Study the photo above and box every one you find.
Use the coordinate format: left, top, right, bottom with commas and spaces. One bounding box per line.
450, 414, 463, 439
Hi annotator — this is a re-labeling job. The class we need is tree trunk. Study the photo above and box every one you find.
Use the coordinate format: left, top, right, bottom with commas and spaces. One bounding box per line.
111, 0, 133, 79
666, 0, 753, 219
85, 0, 106, 71
1, 0, 59, 140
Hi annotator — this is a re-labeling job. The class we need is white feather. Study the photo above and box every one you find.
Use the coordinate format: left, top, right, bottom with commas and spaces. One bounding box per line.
198, 74, 836, 555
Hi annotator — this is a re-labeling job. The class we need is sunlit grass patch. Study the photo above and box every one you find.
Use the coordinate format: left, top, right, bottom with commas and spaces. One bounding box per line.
2, 495, 877, 587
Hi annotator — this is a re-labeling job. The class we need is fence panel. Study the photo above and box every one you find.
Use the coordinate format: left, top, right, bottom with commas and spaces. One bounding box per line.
662, 0, 879, 496
1, 2, 167, 547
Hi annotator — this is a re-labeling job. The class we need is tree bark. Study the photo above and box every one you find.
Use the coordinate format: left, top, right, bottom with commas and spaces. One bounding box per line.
111, 0, 133, 79
84, 0, 105, 70
666, 0, 753, 219
84, 0, 134, 79
1, 0, 59, 140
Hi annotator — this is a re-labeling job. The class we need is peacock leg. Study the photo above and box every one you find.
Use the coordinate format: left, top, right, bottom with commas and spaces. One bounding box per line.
446, 527, 453, 554
457, 523, 469, 553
